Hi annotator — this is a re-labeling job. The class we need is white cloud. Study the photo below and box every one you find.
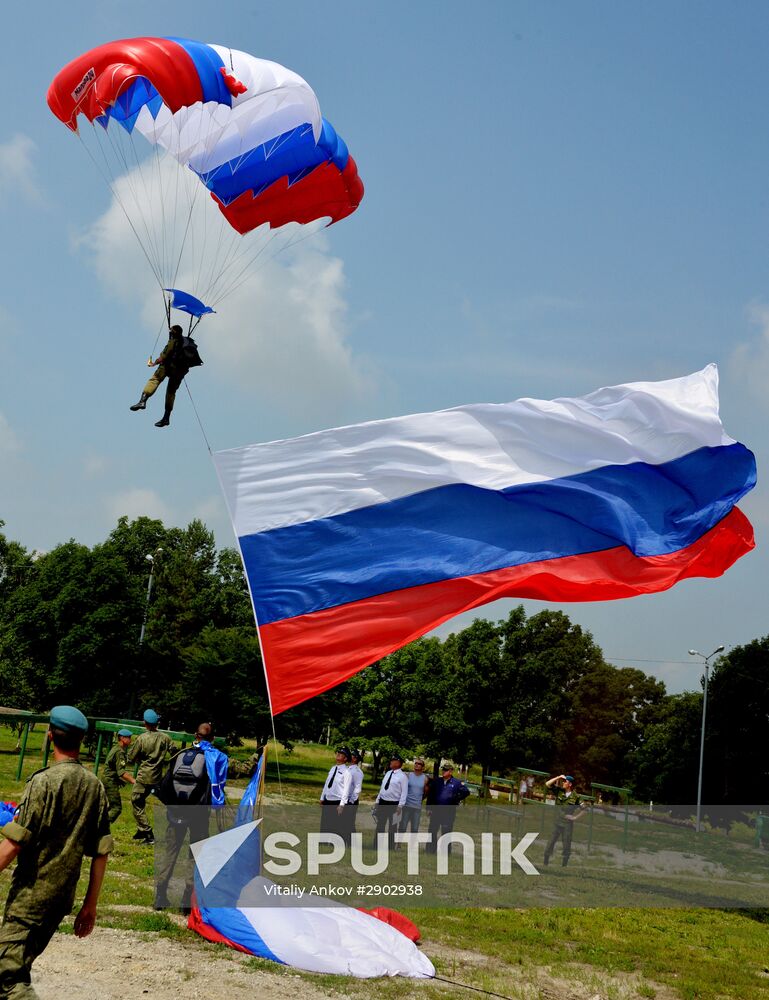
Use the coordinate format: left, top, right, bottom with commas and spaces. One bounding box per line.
0, 412, 20, 455
191, 495, 226, 524
0, 135, 41, 205
106, 488, 173, 524
728, 302, 769, 406
202, 240, 368, 408
82, 453, 110, 479
79, 156, 369, 416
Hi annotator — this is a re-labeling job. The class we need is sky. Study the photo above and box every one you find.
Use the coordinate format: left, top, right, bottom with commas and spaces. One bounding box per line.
1, 1, 767, 696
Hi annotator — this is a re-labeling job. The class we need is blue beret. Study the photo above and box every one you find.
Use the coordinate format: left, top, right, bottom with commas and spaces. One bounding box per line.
117, 728, 133, 737
50, 705, 88, 733
564, 775, 575, 783
143, 709, 159, 725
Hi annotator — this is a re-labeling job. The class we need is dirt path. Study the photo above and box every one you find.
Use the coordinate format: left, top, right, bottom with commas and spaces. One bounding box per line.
29, 925, 678, 1000
33, 927, 334, 1000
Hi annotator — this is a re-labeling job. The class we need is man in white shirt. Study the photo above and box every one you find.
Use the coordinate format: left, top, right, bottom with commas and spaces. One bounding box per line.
373, 753, 408, 849
343, 748, 364, 845
320, 747, 352, 839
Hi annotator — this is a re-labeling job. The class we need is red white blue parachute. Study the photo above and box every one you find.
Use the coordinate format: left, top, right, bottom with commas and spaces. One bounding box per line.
47, 38, 363, 320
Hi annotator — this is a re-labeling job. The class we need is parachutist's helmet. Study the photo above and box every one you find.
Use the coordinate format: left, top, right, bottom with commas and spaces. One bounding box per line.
170, 324, 183, 337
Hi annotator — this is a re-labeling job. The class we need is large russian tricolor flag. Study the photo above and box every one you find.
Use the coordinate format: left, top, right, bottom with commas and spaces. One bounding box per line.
214, 365, 756, 715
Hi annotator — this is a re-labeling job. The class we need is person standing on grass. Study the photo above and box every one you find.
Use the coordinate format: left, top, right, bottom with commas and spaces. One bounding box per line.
0, 705, 112, 999
542, 773, 587, 867
320, 747, 352, 840
399, 758, 429, 835
425, 762, 469, 853
343, 749, 364, 845
153, 722, 227, 912
101, 728, 135, 824
373, 754, 409, 849
126, 709, 174, 845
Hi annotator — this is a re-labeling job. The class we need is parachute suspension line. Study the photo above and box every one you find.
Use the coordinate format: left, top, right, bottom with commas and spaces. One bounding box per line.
194, 106, 223, 296
205, 238, 275, 307
101, 122, 167, 288
196, 220, 269, 306
204, 223, 297, 308
182, 379, 213, 455
209, 219, 327, 309
101, 121, 165, 284
150, 312, 168, 362
151, 131, 170, 286
75, 129, 165, 296
169, 195, 196, 291
429, 977, 517, 1000
155, 134, 195, 286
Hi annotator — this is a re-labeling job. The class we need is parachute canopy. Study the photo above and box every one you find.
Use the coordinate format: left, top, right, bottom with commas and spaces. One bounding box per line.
47, 38, 363, 314
47, 37, 363, 233
164, 289, 214, 319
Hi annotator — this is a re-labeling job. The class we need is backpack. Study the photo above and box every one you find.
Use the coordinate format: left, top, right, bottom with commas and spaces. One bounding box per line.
180, 336, 203, 369
156, 747, 210, 807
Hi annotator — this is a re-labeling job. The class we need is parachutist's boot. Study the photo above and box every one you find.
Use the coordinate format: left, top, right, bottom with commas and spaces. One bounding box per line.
155, 408, 171, 428
130, 393, 149, 411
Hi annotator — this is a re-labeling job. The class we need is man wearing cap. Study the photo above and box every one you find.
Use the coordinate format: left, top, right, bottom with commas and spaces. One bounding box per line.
373, 754, 409, 849
320, 747, 352, 839
102, 729, 135, 825
425, 763, 470, 854
126, 709, 175, 844
0, 706, 112, 997
543, 773, 587, 867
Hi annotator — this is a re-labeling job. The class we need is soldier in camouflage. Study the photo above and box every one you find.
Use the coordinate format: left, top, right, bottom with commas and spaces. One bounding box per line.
129, 325, 191, 428
126, 709, 174, 845
0, 705, 112, 998
543, 773, 587, 867
101, 728, 135, 825
227, 750, 262, 780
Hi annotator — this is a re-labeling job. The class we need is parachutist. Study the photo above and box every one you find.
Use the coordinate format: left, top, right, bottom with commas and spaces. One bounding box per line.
129, 325, 202, 427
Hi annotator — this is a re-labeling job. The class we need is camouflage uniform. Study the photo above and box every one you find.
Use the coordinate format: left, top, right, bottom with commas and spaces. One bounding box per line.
543, 786, 586, 867
0, 760, 112, 998
142, 335, 186, 412
102, 742, 131, 824
127, 730, 174, 835
227, 752, 261, 780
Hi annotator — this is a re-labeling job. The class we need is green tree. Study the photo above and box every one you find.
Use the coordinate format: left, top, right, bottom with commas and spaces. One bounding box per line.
163, 626, 269, 740
706, 637, 769, 804
336, 638, 442, 777
554, 663, 666, 787
632, 691, 703, 803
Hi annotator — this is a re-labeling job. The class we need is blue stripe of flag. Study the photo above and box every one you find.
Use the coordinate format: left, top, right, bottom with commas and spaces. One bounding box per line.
239, 443, 756, 626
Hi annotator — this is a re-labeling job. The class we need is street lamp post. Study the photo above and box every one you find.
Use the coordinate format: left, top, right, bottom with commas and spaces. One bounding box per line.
138, 550, 162, 649
129, 548, 163, 717
688, 644, 725, 833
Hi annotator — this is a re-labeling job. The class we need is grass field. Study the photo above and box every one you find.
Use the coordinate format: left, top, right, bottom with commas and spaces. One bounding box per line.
0, 726, 768, 999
